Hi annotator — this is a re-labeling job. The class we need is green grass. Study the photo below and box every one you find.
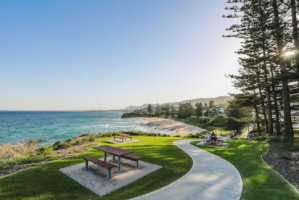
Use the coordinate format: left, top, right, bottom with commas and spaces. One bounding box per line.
0, 136, 192, 200
191, 140, 299, 200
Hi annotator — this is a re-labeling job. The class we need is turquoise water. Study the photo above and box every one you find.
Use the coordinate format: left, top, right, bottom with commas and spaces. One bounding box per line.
0, 111, 146, 145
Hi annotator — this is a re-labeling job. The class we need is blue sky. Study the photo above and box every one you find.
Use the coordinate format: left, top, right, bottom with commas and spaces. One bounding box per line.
0, 0, 240, 110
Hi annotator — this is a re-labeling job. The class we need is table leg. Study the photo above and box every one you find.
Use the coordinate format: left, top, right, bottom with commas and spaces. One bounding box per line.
85, 160, 88, 169
117, 156, 121, 172
104, 152, 107, 162
107, 168, 111, 180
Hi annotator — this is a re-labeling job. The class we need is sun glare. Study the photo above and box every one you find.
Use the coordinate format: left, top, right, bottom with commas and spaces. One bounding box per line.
284, 51, 296, 57
283, 50, 296, 57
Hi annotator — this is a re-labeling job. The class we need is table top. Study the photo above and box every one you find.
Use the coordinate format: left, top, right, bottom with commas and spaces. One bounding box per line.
93, 145, 133, 156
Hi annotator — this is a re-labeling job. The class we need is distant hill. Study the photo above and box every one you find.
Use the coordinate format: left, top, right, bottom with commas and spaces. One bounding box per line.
121, 96, 233, 112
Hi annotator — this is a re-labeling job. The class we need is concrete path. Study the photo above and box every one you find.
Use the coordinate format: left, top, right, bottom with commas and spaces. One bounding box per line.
131, 139, 242, 200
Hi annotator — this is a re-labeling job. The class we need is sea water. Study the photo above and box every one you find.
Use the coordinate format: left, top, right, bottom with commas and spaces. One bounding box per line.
0, 111, 160, 145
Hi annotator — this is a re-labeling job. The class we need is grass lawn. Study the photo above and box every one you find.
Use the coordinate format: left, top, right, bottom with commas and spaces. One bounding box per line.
0, 136, 192, 200
191, 140, 299, 200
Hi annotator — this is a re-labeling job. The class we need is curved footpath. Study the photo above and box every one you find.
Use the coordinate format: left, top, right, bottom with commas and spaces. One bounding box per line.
131, 139, 243, 200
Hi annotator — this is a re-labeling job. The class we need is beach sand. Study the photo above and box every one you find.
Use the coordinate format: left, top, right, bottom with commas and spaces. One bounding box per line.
129, 117, 206, 137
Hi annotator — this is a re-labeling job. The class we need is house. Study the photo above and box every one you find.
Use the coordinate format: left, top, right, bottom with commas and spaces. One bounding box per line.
216, 107, 225, 114
292, 112, 299, 129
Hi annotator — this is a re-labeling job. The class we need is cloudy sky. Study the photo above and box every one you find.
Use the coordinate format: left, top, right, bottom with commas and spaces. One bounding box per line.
0, 0, 241, 110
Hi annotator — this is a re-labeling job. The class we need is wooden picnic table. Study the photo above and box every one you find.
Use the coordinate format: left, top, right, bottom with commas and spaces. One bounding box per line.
114, 133, 133, 142
93, 145, 133, 172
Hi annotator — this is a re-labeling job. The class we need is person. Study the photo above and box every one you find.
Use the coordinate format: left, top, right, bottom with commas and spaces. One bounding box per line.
206, 133, 211, 144
211, 132, 217, 144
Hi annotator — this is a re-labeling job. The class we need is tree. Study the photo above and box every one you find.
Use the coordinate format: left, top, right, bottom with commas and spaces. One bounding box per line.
147, 104, 152, 114
224, 0, 298, 138
226, 99, 253, 134
195, 103, 203, 117
164, 104, 170, 118
154, 104, 161, 116
209, 100, 216, 117
170, 104, 176, 117
177, 103, 194, 119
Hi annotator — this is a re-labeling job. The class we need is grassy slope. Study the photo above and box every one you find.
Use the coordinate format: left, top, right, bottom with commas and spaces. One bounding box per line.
191, 140, 299, 200
0, 136, 192, 200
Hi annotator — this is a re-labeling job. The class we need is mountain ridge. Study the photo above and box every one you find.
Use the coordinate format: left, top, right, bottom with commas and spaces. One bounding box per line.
121, 96, 233, 111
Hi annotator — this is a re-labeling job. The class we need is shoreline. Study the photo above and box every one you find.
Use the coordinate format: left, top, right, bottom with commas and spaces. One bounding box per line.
127, 117, 206, 136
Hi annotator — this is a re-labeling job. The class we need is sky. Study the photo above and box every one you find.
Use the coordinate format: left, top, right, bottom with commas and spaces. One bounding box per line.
0, 0, 241, 110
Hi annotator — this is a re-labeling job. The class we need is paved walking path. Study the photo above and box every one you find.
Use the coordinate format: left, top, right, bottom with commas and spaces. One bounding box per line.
131, 139, 242, 200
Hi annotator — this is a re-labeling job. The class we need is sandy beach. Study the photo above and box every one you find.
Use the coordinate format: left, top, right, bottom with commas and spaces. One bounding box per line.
129, 117, 206, 136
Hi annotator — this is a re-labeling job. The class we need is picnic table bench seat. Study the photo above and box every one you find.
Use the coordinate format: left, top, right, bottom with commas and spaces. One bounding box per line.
114, 133, 133, 142
119, 133, 132, 140
83, 156, 116, 180
121, 154, 142, 168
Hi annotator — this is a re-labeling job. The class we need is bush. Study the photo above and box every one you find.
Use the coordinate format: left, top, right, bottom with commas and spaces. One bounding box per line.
198, 117, 210, 124
212, 115, 226, 127
253, 137, 267, 141
266, 136, 281, 142
52, 141, 70, 150
88, 136, 95, 142
280, 136, 294, 143
282, 143, 299, 151
36, 145, 53, 156
173, 135, 181, 137
80, 133, 90, 137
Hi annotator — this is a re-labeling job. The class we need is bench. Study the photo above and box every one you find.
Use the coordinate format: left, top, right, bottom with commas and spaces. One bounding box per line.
83, 156, 116, 180
114, 133, 132, 142
217, 139, 224, 145
203, 139, 211, 145
118, 133, 132, 141
113, 135, 124, 142
121, 154, 142, 168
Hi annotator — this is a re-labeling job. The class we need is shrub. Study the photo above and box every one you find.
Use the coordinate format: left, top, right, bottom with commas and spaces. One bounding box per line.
198, 117, 210, 124
74, 139, 84, 146
212, 115, 226, 126
282, 143, 299, 151
266, 136, 281, 142
80, 133, 90, 137
173, 135, 181, 137
36, 145, 53, 156
280, 136, 294, 143
253, 137, 267, 141
52, 141, 70, 150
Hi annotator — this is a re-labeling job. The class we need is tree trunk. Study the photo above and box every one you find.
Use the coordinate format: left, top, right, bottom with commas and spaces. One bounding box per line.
272, 0, 294, 138
256, 70, 268, 133
253, 91, 262, 136
290, 0, 299, 86
262, 47, 274, 135
270, 64, 281, 135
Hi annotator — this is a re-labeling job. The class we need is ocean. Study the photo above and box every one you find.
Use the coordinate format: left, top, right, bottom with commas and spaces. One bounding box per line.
0, 111, 157, 145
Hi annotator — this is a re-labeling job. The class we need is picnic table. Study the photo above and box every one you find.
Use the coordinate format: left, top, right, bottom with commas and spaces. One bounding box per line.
113, 133, 133, 142
93, 145, 133, 172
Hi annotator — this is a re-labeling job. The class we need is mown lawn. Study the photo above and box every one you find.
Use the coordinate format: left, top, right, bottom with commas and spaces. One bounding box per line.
191, 140, 299, 200
0, 136, 192, 200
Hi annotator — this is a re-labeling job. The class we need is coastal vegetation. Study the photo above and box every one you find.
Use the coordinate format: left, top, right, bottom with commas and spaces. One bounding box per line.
122, 100, 253, 135
0, 131, 172, 173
